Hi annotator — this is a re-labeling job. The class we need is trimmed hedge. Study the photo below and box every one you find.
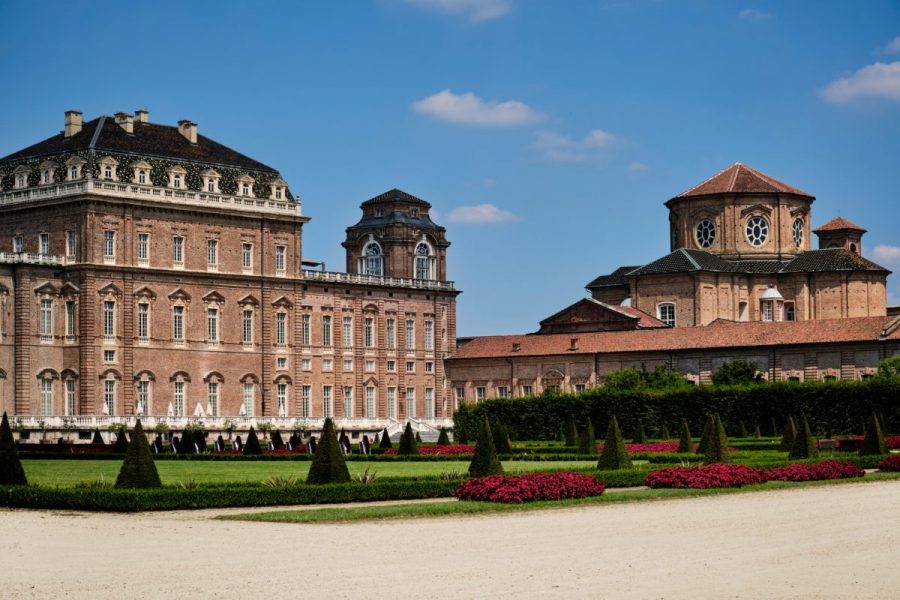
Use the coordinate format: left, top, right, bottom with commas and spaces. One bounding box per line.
453, 379, 900, 441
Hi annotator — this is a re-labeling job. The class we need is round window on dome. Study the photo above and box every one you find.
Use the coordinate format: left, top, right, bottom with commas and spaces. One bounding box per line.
746, 216, 769, 247
695, 219, 716, 248
792, 218, 804, 248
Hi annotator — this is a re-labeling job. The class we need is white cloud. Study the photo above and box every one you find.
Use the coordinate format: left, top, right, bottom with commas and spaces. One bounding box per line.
530, 129, 617, 162
739, 8, 771, 21
880, 36, 900, 55
447, 203, 520, 224
626, 161, 649, 174
399, 0, 510, 23
412, 89, 541, 126
873, 244, 900, 267
822, 61, 900, 103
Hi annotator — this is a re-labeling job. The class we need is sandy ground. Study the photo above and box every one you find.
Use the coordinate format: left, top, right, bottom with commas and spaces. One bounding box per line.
2, 480, 900, 599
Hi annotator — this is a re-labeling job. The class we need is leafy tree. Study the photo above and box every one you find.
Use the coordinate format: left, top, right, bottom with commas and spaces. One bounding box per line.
859, 413, 887, 456
632, 419, 647, 444
603, 364, 691, 391
0, 412, 27, 486
379, 427, 393, 449
437, 427, 451, 445
711, 360, 764, 386
875, 355, 900, 380
115, 420, 161, 488
306, 418, 351, 484
597, 415, 632, 470
113, 429, 129, 453
659, 423, 671, 440
492, 422, 512, 454
696, 414, 714, 455
789, 415, 819, 459
243, 427, 263, 455
677, 419, 693, 454
778, 416, 797, 452
577, 420, 598, 455
468, 417, 503, 477
703, 414, 732, 465
397, 422, 419, 455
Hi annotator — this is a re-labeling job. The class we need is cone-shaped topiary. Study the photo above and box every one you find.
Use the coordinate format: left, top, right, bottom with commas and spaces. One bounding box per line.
379, 427, 393, 449
789, 414, 819, 459
178, 429, 194, 454
632, 419, 647, 444
859, 413, 887, 456
492, 422, 512, 454
92, 428, 104, 444
696, 414, 714, 455
778, 416, 797, 452
737, 421, 749, 438
660, 423, 671, 441
114, 420, 161, 489
770, 417, 779, 437
0, 412, 27, 486
415, 431, 422, 443
703, 414, 732, 465
577, 420, 598, 455
677, 419, 693, 454
243, 426, 263, 455
457, 426, 469, 445
436, 427, 450, 445
468, 417, 503, 477
270, 429, 284, 450
753, 425, 762, 439
372, 432, 380, 446
598, 415, 632, 470
113, 429, 129, 453
565, 417, 578, 447
306, 418, 351, 484
397, 422, 419, 455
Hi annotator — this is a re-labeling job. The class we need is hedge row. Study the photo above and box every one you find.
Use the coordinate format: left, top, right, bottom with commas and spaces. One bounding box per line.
0, 479, 459, 512
453, 379, 900, 441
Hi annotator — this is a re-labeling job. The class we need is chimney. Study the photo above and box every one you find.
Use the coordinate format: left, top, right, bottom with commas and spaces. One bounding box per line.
569, 338, 578, 351
177, 119, 198, 144
114, 112, 134, 134
134, 109, 149, 123
64, 110, 83, 137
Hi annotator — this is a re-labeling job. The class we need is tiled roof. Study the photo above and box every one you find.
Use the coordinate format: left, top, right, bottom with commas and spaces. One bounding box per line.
362, 188, 432, 207
673, 162, 814, 199
780, 248, 889, 273
448, 316, 898, 360
612, 303, 669, 328
585, 265, 641, 289
350, 211, 442, 230
628, 248, 734, 276
814, 217, 867, 233
0, 117, 278, 173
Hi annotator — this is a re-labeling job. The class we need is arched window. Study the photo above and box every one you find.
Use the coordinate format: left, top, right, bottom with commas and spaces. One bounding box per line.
414, 242, 435, 280
362, 242, 383, 276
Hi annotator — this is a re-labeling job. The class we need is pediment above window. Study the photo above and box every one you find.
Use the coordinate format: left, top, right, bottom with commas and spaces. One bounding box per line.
271, 295, 293, 309
202, 290, 226, 305
167, 288, 192, 303
97, 283, 123, 298
740, 203, 774, 218
33, 281, 59, 296
133, 286, 157, 301
237, 294, 260, 307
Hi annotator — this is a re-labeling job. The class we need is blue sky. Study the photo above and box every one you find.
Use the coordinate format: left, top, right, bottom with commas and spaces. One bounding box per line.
1, 0, 898, 335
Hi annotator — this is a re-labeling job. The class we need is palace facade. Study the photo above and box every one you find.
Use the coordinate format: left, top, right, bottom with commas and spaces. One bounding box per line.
0, 110, 458, 434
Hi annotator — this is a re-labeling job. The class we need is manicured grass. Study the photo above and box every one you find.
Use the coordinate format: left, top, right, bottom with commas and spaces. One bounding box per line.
21, 459, 594, 487
222, 472, 900, 524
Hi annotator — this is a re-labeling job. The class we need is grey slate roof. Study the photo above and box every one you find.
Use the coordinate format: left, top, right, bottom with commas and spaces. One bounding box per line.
780, 249, 889, 273
586, 265, 641, 289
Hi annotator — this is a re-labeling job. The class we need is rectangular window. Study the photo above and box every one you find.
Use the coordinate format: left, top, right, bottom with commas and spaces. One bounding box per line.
522, 385, 533, 396
65, 301, 76, 338
424, 320, 434, 351
322, 315, 332, 348
275, 313, 287, 347
14, 235, 24, 253
242, 310, 253, 345
172, 236, 184, 267
386, 319, 396, 351
343, 386, 353, 417
406, 319, 415, 350
136, 380, 149, 415
658, 303, 676, 327
476, 387, 486, 402
365, 317, 374, 349
425, 361, 434, 373
301, 385, 311, 417
785, 302, 796, 321
207, 307, 218, 343
575, 384, 586, 393
497, 386, 510, 398
406, 361, 415, 373
39, 299, 53, 339
300, 314, 311, 346
762, 301, 773, 322
66, 231, 77, 260
323, 385, 332, 418
103, 230, 115, 260
343, 359, 353, 371
174, 381, 185, 416
343, 316, 353, 348
103, 301, 115, 339
104, 380, 116, 416
242, 383, 254, 417
366, 386, 375, 417
137, 303, 149, 340
406, 387, 416, 418
137, 233, 149, 264
275, 245, 286, 274
207, 382, 219, 417
387, 387, 396, 418
276, 357, 287, 370
242, 243, 253, 272
103, 349, 115, 363
277, 383, 287, 415
425, 388, 434, 418
455, 387, 465, 405
41, 379, 53, 416
172, 306, 184, 343
301, 358, 311, 370
387, 360, 396, 372
65, 379, 76, 416
39, 232, 49, 256
323, 358, 333, 371
207, 239, 218, 268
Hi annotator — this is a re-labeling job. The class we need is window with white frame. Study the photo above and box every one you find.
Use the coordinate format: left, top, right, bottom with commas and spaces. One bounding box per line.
242, 383, 254, 417
424, 320, 434, 351
104, 380, 116, 415
387, 360, 396, 372
387, 386, 396, 418
657, 303, 676, 327
207, 382, 219, 416
137, 233, 150, 264
65, 301, 76, 338
39, 233, 49, 256
361, 241, 383, 276
301, 384, 311, 416
322, 315, 332, 348
425, 361, 434, 373
13, 235, 23, 253
761, 301, 774, 322
207, 239, 218, 269
66, 231, 77, 259
414, 242, 435, 280
103, 230, 115, 261
242, 309, 253, 346
138, 169, 147, 185
103, 349, 115, 363
276, 357, 287, 370
173, 174, 182, 189
522, 385, 533, 396
301, 358, 311, 370
476, 387, 486, 401
364, 317, 374, 349
174, 381, 185, 416
406, 361, 415, 373
323, 358, 333, 371
103, 301, 115, 340
172, 305, 185, 344
42, 169, 52, 185
172, 236, 184, 267
136, 380, 149, 415
323, 385, 332, 418
365, 359, 375, 372
405, 319, 415, 350
366, 386, 375, 417
386, 318, 396, 350
275, 245, 286, 274
137, 303, 150, 340
39, 299, 53, 340
455, 387, 465, 405
300, 314, 311, 346
343, 359, 353, 371
785, 302, 796, 322
41, 379, 53, 416
277, 383, 287, 415
343, 386, 353, 417
425, 387, 434, 417
207, 307, 218, 344
65, 379, 76, 415
497, 386, 510, 398
406, 387, 416, 418
343, 316, 353, 348
242, 243, 253, 272
275, 312, 287, 347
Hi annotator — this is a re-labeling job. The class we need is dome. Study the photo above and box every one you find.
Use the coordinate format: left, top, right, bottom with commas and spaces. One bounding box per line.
760, 286, 783, 301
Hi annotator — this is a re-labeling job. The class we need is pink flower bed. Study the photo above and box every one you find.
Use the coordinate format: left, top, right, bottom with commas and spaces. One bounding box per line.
595, 442, 735, 454
825, 436, 900, 449
456, 472, 605, 504
767, 461, 864, 482
384, 444, 475, 456
645, 464, 768, 489
878, 455, 900, 472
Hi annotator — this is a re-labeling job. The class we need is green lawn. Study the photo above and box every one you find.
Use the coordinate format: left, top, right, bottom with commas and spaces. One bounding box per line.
21, 459, 596, 488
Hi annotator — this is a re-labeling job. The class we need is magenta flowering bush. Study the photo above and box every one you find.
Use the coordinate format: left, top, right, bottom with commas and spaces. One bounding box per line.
456, 472, 605, 504
385, 444, 474, 456
595, 442, 734, 454
645, 464, 768, 489
767, 460, 864, 482
878, 454, 900, 472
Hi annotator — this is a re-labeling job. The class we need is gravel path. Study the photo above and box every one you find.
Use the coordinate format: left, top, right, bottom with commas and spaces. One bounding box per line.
2, 479, 899, 599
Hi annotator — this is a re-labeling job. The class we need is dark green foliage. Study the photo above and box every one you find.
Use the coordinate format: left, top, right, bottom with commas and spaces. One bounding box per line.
632, 419, 647, 444
597, 415, 632, 470
770, 417, 779, 437
492, 422, 512, 454
306, 418, 351, 484
113, 429, 129, 453
859, 413, 887, 456
468, 417, 503, 477
875, 355, 900, 379
92, 429, 104, 444
778, 417, 797, 452
659, 423, 671, 440
379, 427, 393, 449
753, 426, 762, 439
703, 414, 731, 465
602, 364, 692, 391
677, 419, 693, 454
711, 360, 764, 386
555, 426, 564, 442
415, 431, 422, 443
397, 423, 419, 456
114, 420, 161, 489
372, 433, 380, 446
243, 427, 262, 455
577, 420, 598, 455
565, 417, 578, 447
436, 427, 450, 446
696, 415, 714, 455
177, 430, 194, 454
0, 413, 27, 486
737, 421, 748, 438
457, 426, 468, 445
270, 430, 284, 450
789, 415, 819, 459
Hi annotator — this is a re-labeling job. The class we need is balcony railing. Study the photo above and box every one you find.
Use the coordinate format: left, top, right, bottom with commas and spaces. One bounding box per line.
0, 252, 64, 266
302, 269, 456, 291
